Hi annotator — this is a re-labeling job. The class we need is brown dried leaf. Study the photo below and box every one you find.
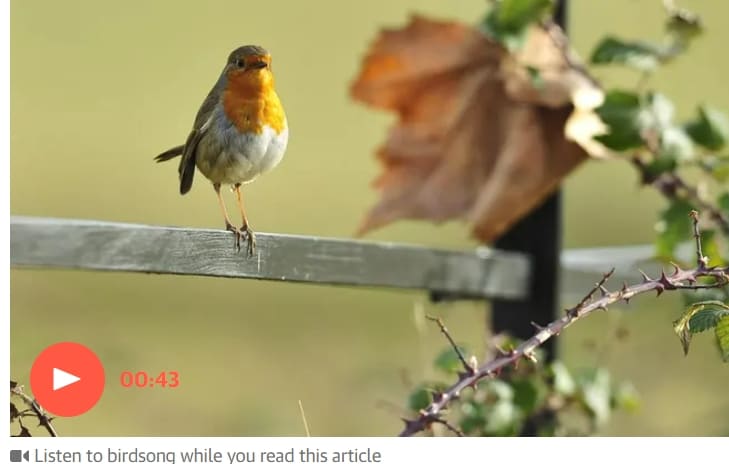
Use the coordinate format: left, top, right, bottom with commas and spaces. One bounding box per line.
351, 16, 604, 242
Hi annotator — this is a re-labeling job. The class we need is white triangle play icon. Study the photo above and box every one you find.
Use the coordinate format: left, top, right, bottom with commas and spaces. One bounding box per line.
53, 368, 81, 391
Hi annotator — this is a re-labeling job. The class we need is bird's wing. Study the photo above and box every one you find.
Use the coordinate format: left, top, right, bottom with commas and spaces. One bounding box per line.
177, 79, 224, 195
178, 116, 212, 195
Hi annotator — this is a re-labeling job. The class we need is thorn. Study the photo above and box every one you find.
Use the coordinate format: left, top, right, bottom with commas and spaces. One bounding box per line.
599, 285, 609, 296
669, 261, 682, 276
659, 270, 675, 289
431, 391, 443, 403
401, 418, 418, 428
621, 283, 631, 303
523, 351, 538, 363
598, 303, 608, 311
530, 321, 546, 331
457, 371, 471, 382
655, 285, 664, 296
468, 355, 479, 373
638, 269, 652, 283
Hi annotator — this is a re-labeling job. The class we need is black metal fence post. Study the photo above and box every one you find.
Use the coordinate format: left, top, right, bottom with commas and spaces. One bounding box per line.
490, 0, 568, 362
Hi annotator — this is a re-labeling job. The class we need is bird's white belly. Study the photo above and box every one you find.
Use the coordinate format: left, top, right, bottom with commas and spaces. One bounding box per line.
196, 113, 289, 185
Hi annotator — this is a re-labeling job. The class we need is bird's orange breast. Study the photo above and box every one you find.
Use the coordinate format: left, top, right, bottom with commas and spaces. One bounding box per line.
222, 70, 286, 135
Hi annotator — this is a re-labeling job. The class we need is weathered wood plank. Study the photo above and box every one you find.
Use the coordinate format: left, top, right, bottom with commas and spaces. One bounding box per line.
9, 216, 531, 300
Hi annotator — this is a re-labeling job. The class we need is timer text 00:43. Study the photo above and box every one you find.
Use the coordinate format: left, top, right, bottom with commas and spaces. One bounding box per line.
119, 371, 180, 388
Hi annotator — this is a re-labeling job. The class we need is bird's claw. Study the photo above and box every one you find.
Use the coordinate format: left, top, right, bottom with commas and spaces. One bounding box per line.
224, 222, 255, 256
226, 222, 242, 252
240, 227, 256, 257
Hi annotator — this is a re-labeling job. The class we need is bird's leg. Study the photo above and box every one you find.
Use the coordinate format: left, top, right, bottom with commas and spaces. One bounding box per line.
233, 183, 256, 256
214, 183, 241, 251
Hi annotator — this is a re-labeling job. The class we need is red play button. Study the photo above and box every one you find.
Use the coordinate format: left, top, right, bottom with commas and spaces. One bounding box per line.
30, 342, 105, 417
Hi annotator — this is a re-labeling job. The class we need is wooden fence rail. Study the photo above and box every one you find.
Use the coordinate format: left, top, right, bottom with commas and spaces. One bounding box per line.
10, 216, 666, 303
9, 216, 532, 300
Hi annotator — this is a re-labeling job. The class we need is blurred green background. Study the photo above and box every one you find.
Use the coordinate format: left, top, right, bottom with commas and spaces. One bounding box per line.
10, 0, 729, 436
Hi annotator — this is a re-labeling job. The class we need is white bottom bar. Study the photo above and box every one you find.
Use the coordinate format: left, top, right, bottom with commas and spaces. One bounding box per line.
5, 437, 723, 464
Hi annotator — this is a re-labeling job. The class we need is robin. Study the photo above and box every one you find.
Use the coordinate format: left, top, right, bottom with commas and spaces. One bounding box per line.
155, 45, 288, 255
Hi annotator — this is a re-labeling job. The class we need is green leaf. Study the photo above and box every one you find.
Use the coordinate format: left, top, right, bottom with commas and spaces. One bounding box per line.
497, 0, 552, 31
682, 289, 728, 307
485, 379, 514, 401
459, 400, 487, 435
640, 93, 693, 165
594, 90, 645, 151
674, 314, 693, 356
673, 300, 729, 355
550, 361, 576, 396
611, 382, 640, 413
719, 192, 729, 216
577, 368, 612, 425
685, 106, 729, 151
590, 36, 664, 71
481, 381, 521, 436
482, 0, 552, 51
666, 7, 703, 42
646, 92, 675, 130
407, 382, 448, 411
689, 304, 729, 333
512, 378, 542, 414
407, 385, 432, 411
655, 199, 694, 259
433, 346, 469, 374
703, 156, 729, 183
660, 126, 694, 163
643, 156, 677, 178
484, 400, 520, 436
716, 316, 729, 362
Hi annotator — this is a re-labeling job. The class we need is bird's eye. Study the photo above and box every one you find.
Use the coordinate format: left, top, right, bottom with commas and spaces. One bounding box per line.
236, 59, 245, 68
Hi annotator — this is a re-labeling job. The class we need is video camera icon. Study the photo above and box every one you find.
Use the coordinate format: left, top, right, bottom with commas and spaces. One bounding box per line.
10, 450, 30, 463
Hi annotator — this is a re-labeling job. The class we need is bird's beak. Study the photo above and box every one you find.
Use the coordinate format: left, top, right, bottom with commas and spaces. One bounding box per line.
249, 60, 268, 70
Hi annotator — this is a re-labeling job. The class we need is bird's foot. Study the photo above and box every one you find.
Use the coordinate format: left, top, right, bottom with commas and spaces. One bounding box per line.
239, 226, 256, 257
225, 222, 242, 252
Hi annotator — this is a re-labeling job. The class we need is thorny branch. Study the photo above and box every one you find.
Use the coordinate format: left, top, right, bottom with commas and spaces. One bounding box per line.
10, 381, 58, 437
634, 157, 729, 235
432, 418, 465, 437
400, 211, 728, 436
426, 316, 474, 375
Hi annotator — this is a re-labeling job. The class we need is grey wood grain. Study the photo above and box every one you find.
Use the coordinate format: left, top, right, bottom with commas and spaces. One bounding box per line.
10, 216, 531, 300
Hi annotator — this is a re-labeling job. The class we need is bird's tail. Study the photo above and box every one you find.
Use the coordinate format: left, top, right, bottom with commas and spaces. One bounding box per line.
154, 145, 184, 162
